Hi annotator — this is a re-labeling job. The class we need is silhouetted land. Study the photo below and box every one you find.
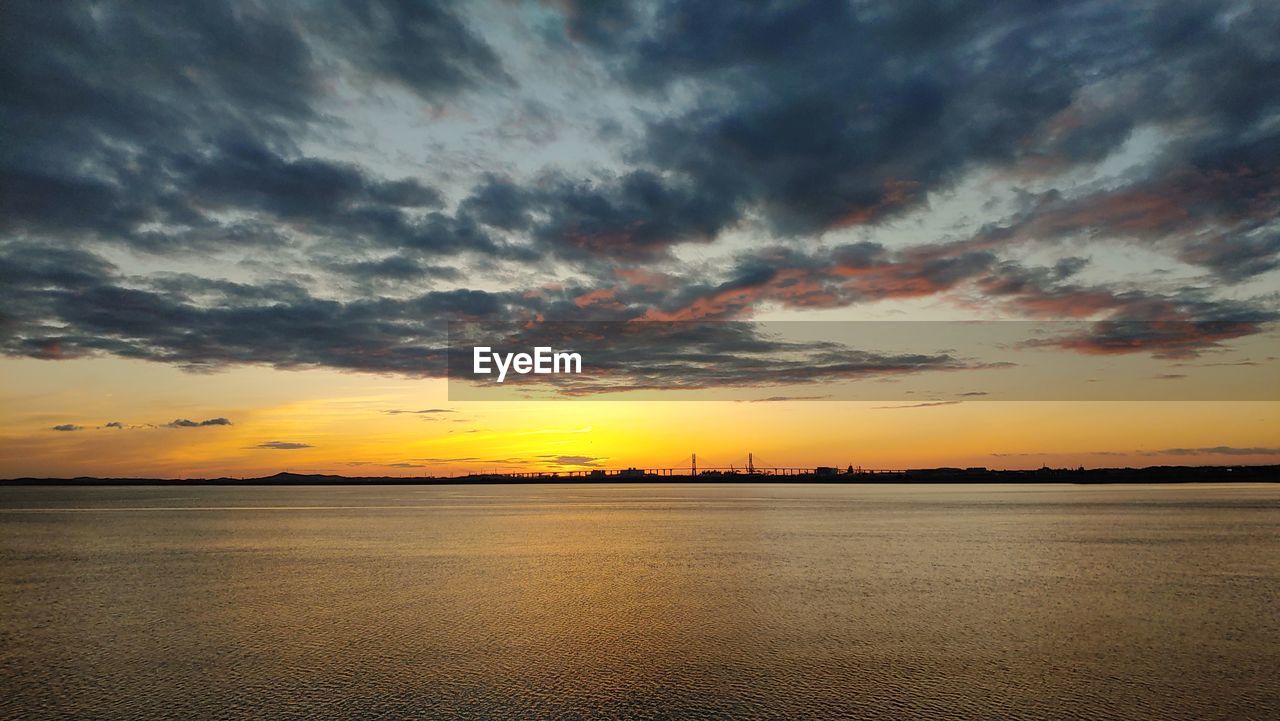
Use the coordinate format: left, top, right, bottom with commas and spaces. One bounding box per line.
2, 465, 1277, 485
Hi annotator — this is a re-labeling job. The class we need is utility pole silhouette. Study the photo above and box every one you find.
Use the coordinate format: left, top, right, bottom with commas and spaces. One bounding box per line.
748, 453, 754, 474
691, 453, 697, 476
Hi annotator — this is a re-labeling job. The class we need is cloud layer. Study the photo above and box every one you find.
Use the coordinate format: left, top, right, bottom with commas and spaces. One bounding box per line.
2, 1, 1277, 385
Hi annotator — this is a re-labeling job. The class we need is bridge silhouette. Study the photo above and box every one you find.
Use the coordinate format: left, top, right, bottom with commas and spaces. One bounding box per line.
490, 453, 909, 479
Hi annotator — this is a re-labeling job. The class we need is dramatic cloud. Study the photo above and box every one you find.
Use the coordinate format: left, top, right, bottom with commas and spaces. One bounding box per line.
1, 1, 1277, 390
317, 0, 509, 98
961, 134, 1280, 281
523, 172, 740, 260
561, 1, 1280, 238
638, 243, 999, 320
0, 244, 520, 373
0, 0, 510, 259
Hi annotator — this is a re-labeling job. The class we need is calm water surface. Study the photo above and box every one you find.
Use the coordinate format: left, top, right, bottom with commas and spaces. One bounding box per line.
2, 483, 1277, 719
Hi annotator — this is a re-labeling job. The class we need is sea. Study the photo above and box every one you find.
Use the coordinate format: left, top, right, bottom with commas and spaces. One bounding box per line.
2, 483, 1277, 719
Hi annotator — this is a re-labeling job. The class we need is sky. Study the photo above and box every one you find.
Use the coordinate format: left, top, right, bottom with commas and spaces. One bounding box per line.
1, 0, 1278, 477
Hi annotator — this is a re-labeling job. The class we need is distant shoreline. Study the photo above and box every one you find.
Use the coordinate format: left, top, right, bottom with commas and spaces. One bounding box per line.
3, 465, 1277, 486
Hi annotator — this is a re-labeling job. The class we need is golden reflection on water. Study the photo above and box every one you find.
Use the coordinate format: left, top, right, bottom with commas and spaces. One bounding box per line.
2, 483, 1278, 718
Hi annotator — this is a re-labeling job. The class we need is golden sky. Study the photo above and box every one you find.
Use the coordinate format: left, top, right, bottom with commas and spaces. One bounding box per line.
3, 357, 1277, 478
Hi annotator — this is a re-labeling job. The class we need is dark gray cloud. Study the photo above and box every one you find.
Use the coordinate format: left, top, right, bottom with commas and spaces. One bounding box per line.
318, 0, 509, 98
458, 175, 533, 231
1017, 315, 1276, 359
528, 172, 740, 260
456, 170, 740, 260
165, 137, 495, 256
327, 256, 463, 284
0, 243, 521, 372
1180, 232, 1280, 282
188, 138, 442, 218
1156, 446, 1280, 456
51, 424, 82, 432
565, 2, 1079, 232
557, 0, 1280, 245
491, 0, 1280, 304
251, 441, 313, 450
974, 260, 1279, 357
537, 455, 606, 468
0, 0, 508, 257
6, 0, 1277, 268
961, 135, 1280, 281
166, 418, 232, 428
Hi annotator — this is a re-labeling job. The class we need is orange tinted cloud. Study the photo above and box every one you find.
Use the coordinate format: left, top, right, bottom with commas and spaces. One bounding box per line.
615, 268, 672, 289
574, 288, 620, 308
829, 179, 922, 228
643, 268, 848, 320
